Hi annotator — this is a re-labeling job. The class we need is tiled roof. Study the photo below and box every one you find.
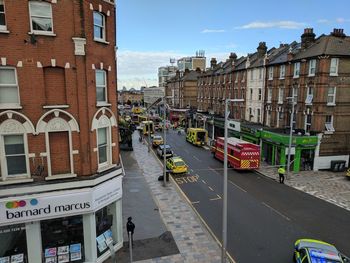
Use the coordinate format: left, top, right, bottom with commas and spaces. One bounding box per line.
293, 35, 350, 60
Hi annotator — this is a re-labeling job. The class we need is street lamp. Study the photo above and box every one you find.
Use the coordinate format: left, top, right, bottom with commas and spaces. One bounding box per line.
222, 98, 244, 263
163, 96, 173, 187
286, 96, 296, 179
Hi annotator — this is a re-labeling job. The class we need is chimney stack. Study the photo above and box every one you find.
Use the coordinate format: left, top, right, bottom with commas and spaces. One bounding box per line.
257, 42, 267, 57
301, 28, 316, 49
210, 58, 217, 69
229, 52, 237, 61
331, 28, 346, 38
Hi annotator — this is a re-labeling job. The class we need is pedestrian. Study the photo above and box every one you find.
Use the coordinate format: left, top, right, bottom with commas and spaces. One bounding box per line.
126, 217, 135, 245
278, 166, 286, 184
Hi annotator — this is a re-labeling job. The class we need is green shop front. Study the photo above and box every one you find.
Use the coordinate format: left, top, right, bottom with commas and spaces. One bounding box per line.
260, 131, 318, 172
240, 124, 262, 144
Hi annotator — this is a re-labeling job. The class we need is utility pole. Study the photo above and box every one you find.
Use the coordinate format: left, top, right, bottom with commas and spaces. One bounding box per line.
163, 97, 167, 187
286, 96, 295, 179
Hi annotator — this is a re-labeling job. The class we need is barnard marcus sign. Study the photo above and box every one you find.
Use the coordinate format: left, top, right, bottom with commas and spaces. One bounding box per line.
0, 176, 122, 226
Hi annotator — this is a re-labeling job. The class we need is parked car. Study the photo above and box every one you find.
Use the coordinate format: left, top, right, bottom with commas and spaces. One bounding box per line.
166, 157, 188, 174
157, 144, 173, 158
346, 168, 350, 178
152, 135, 163, 147
294, 239, 349, 263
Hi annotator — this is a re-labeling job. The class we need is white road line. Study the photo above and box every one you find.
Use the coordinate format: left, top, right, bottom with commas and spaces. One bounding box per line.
208, 186, 214, 191
262, 202, 291, 221
210, 197, 221, 201
228, 181, 247, 193
193, 155, 201, 162
191, 201, 200, 204
202, 179, 207, 184
184, 149, 189, 154
209, 167, 220, 175
190, 169, 194, 173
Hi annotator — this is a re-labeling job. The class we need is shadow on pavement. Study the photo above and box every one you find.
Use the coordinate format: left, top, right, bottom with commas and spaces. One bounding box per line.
116, 231, 179, 262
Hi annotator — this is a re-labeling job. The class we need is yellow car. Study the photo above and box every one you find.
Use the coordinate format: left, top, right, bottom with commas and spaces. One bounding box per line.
346, 168, 350, 178
294, 239, 349, 263
152, 135, 163, 147
166, 157, 188, 174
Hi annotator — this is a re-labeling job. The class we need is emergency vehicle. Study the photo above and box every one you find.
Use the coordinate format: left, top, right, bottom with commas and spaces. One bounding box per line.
186, 128, 208, 146
141, 120, 154, 135
211, 137, 260, 170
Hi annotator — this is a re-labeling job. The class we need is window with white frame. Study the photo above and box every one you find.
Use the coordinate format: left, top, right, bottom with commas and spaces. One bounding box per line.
93, 11, 106, 41
327, 87, 336, 105
305, 86, 313, 104
258, 88, 262, 101
325, 115, 335, 132
308, 59, 316, 76
97, 127, 109, 165
234, 73, 238, 83
278, 111, 284, 120
305, 114, 312, 132
268, 67, 273, 80
267, 87, 272, 103
293, 62, 300, 78
96, 70, 107, 103
278, 86, 284, 104
279, 65, 285, 79
292, 85, 298, 101
29, 1, 53, 34
0, 67, 20, 108
0, 0, 6, 31
2, 134, 28, 177
330, 58, 339, 76
249, 108, 253, 120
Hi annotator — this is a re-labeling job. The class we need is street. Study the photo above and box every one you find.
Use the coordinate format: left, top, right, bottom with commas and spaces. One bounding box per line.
150, 129, 350, 263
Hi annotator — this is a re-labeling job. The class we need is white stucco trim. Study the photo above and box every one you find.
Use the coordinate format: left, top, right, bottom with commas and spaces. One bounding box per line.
36, 109, 80, 134
91, 107, 117, 131
0, 110, 36, 134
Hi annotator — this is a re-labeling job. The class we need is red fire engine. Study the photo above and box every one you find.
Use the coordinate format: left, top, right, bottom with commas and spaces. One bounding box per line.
211, 137, 260, 169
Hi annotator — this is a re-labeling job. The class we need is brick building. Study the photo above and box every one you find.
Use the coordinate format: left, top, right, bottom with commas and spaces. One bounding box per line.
196, 28, 350, 172
118, 89, 143, 105
0, 1, 123, 262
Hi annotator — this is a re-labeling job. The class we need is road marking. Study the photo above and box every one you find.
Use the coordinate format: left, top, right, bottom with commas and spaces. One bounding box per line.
209, 167, 220, 175
208, 186, 214, 191
193, 155, 201, 162
191, 201, 200, 204
174, 175, 199, 184
228, 181, 247, 193
262, 202, 291, 221
184, 149, 189, 154
210, 195, 222, 201
202, 179, 207, 184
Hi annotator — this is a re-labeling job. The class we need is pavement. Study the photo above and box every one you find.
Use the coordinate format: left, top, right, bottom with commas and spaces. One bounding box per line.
116, 132, 224, 263
256, 163, 350, 211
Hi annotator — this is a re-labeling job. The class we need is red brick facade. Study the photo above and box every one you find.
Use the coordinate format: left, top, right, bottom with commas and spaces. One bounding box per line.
0, 0, 119, 183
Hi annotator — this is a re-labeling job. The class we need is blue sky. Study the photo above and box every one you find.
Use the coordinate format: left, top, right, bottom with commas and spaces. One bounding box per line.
117, 0, 350, 90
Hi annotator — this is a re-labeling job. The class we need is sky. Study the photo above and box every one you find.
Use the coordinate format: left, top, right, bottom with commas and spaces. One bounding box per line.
116, 0, 350, 90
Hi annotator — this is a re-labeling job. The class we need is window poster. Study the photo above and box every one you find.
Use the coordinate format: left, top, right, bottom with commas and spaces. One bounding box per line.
45, 247, 57, 257
69, 244, 82, 262
10, 254, 24, 263
103, 229, 113, 245
96, 234, 107, 252
57, 246, 69, 255
0, 257, 9, 263
45, 257, 57, 263
57, 254, 69, 263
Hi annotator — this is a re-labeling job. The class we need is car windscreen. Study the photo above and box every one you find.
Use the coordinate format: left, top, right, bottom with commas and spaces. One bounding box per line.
174, 161, 185, 166
153, 136, 162, 140
197, 132, 205, 141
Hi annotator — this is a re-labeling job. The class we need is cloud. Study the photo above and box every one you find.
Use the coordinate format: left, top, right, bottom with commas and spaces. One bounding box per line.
201, 29, 226, 33
336, 17, 350, 23
117, 50, 247, 90
317, 19, 330, 24
236, 20, 306, 29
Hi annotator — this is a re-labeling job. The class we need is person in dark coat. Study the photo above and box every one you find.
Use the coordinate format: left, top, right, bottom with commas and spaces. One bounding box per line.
126, 217, 135, 245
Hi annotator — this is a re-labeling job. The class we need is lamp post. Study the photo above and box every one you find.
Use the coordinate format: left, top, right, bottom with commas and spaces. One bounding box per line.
286, 96, 296, 179
163, 97, 167, 187
222, 98, 244, 263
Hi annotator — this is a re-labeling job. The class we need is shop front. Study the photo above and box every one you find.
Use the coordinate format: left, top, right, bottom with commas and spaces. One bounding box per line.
260, 131, 318, 172
239, 124, 262, 144
0, 176, 123, 263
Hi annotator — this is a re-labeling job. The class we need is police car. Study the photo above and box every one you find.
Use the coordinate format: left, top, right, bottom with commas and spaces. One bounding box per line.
294, 239, 349, 263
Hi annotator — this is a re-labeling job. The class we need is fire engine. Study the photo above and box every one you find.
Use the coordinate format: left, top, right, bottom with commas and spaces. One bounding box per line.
211, 137, 260, 169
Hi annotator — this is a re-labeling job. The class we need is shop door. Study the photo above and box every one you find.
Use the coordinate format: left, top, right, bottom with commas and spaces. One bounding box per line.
300, 149, 314, 171
263, 143, 273, 165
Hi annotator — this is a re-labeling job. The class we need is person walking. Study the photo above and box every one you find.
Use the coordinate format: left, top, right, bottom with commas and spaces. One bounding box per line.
278, 166, 286, 184
126, 217, 135, 245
